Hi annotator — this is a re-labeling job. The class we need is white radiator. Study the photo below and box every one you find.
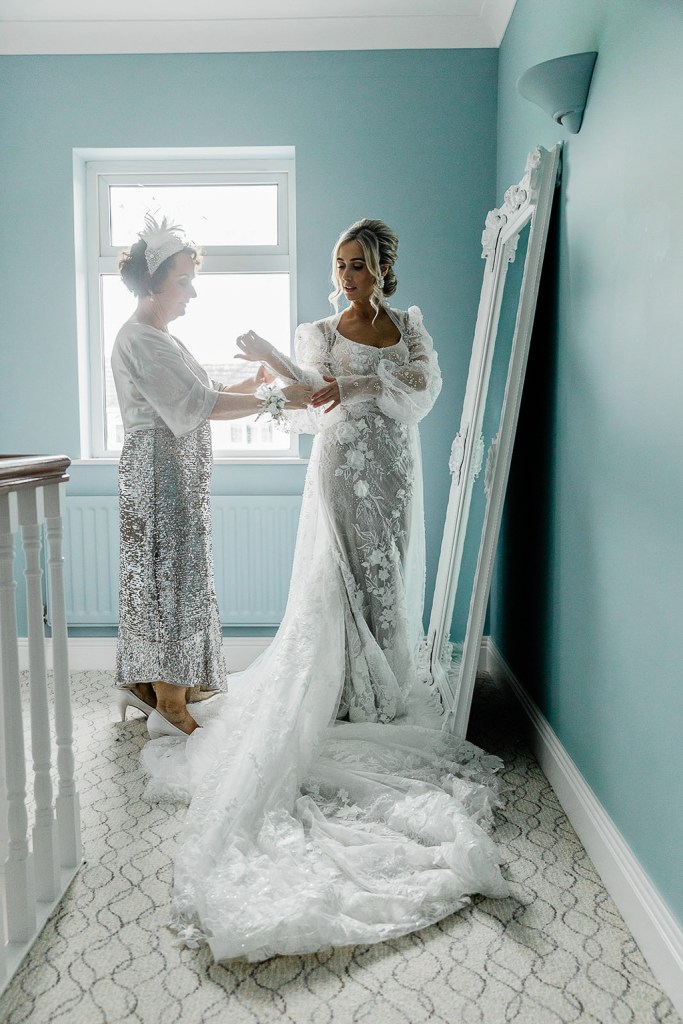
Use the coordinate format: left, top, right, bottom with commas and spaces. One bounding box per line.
212, 497, 302, 625
63, 497, 119, 626
61, 495, 302, 627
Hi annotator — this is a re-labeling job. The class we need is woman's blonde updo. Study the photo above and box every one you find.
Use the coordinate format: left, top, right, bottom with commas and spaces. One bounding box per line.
329, 218, 399, 319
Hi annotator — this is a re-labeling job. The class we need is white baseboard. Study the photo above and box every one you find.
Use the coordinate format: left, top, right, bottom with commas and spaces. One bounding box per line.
17, 636, 272, 673
481, 636, 683, 1019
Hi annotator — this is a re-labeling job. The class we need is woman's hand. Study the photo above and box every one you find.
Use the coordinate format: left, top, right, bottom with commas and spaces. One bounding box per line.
311, 376, 341, 413
236, 330, 275, 363
223, 364, 276, 395
282, 383, 314, 410
255, 364, 276, 386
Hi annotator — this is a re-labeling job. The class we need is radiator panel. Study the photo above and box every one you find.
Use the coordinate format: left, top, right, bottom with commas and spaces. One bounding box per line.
212, 497, 302, 625
62, 495, 301, 627
63, 497, 119, 626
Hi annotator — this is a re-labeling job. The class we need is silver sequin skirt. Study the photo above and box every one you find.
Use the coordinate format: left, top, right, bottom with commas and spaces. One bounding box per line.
115, 423, 227, 693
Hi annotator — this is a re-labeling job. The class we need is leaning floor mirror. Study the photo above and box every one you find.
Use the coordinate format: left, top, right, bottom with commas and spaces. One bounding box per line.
427, 143, 562, 739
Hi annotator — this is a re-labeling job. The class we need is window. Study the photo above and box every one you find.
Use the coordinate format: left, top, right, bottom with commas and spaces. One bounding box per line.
74, 148, 297, 459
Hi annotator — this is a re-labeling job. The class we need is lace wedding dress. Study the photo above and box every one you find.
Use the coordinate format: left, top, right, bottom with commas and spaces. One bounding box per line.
142, 306, 509, 962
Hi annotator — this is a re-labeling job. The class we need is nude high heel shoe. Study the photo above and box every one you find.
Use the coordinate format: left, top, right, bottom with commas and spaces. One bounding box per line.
117, 688, 155, 721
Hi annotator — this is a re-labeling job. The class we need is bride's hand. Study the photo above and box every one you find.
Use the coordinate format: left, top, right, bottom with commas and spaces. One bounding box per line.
255, 364, 276, 386
236, 330, 274, 363
282, 383, 314, 410
311, 376, 341, 413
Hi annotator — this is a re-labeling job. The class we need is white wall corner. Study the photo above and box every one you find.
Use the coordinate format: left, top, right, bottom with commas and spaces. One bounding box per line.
479, 0, 518, 46
480, 635, 683, 1020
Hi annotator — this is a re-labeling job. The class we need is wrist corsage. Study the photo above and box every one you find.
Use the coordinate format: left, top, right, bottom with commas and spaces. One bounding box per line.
256, 383, 289, 428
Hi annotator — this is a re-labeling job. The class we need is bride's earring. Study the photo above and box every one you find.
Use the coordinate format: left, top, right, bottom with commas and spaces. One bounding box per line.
377, 276, 385, 290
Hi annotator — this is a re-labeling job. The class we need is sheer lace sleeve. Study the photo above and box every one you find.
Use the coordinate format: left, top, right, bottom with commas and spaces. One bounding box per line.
238, 322, 329, 434
295, 322, 333, 380
278, 321, 331, 434
336, 307, 442, 424
251, 322, 328, 389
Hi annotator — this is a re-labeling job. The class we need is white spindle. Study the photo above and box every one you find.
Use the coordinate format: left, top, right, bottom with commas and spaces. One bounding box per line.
0, 457, 81, 996
17, 488, 59, 903
0, 491, 36, 942
44, 484, 82, 869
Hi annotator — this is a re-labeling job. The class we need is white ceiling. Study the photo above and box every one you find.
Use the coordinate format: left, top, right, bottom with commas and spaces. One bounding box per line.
0, 0, 518, 54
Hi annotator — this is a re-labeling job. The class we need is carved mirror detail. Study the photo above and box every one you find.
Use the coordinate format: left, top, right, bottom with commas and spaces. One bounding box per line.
427, 144, 562, 738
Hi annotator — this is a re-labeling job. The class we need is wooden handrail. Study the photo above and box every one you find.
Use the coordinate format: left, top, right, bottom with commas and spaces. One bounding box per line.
0, 456, 71, 496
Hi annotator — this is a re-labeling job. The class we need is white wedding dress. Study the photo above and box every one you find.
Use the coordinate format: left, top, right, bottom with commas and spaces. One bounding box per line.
142, 306, 509, 962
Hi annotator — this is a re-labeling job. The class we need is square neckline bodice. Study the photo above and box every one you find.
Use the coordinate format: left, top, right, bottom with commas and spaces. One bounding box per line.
331, 308, 404, 352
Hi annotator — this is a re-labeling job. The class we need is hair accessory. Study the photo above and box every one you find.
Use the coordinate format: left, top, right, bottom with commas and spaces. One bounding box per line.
140, 213, 186, 276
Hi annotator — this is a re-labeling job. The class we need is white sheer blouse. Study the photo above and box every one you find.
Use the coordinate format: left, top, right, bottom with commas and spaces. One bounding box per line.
111, 322, 222, 438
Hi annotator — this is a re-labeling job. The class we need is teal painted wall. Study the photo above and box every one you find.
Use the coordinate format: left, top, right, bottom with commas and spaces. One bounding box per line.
492, 0, 683, 924
0, 49, 497, 632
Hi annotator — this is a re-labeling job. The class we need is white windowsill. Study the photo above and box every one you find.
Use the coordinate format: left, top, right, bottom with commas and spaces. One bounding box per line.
70, 457, 310, 466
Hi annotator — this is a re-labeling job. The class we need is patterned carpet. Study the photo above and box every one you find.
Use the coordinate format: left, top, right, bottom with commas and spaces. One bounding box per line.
0, 670, 679, 1024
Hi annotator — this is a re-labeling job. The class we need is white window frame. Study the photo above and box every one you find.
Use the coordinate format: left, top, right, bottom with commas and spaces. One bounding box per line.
73, 146, 299, 462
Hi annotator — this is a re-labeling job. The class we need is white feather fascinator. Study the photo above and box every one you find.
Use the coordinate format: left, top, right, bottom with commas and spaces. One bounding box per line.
139, 212, 186, 276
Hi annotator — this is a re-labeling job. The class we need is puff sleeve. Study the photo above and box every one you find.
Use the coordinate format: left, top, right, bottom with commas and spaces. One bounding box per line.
336, 307, 442, 425
279, 322, 332, 434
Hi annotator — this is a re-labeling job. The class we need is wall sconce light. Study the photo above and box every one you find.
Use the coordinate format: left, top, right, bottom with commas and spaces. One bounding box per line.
517, 52, 598, 134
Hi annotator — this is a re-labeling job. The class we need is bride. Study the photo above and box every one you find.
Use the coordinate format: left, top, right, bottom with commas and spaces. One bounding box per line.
142, 219, 509, 962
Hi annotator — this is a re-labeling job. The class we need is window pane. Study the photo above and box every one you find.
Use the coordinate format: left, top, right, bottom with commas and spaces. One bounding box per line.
101, 273, 291, 454
102, 276, 136, 453
109, 184, 279, 247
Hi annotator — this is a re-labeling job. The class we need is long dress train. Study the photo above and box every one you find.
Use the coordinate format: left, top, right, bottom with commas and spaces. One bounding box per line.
141, 306, 509, 962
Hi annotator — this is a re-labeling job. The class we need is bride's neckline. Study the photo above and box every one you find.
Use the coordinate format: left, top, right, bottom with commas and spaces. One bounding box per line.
333, 310, 403, 350
335, 329, 402, 350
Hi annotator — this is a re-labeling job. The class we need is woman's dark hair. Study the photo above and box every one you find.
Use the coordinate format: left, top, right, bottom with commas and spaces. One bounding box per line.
119, 239, 202, 298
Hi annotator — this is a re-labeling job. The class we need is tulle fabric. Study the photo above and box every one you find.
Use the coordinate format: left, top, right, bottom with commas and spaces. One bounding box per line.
142, 673, 509, 963
141, 307, 509, 962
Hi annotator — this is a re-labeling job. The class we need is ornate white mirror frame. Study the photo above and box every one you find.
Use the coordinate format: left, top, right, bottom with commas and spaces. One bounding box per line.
427, 143, 562, 738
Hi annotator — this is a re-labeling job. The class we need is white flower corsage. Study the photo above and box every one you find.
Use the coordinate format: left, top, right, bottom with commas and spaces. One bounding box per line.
256, 383, 289, 428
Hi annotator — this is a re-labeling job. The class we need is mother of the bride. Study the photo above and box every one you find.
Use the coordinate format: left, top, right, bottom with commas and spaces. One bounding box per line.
111, 216, 311, 738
